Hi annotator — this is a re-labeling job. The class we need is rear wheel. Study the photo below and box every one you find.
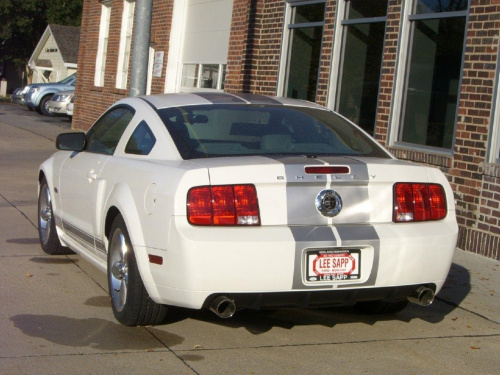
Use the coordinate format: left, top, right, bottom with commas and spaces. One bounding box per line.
108, 215, 168, 326
38, 178, 72, 255
355, 300, 409, 315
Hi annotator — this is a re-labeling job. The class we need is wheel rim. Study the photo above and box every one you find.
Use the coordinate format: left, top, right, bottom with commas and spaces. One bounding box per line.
38, 185, 52, 245
109, 228, 129, 313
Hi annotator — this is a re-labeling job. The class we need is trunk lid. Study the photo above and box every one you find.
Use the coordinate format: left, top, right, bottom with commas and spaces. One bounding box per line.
192, 155, 429, 226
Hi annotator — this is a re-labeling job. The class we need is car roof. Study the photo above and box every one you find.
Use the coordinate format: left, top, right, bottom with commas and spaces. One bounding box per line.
138, 92, 328, 111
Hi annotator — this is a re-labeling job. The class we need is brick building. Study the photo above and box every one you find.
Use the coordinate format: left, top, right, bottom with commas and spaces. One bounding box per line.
74, 0, 500, 259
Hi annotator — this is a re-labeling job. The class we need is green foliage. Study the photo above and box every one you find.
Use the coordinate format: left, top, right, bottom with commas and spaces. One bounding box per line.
0, 0, 82, 70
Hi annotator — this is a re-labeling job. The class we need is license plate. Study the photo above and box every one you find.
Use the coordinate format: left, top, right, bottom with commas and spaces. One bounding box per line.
306, 249, 361, 282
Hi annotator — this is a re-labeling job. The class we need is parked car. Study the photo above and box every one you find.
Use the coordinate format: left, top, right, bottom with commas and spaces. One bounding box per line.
66, 95, 75, 119
25, 73, 76, 115
11, 86, 29, 105
38, 92, 458, 326
47, 89, 75, 117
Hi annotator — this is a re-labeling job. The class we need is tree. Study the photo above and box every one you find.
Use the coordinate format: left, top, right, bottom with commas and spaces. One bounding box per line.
0, 0, 82, 72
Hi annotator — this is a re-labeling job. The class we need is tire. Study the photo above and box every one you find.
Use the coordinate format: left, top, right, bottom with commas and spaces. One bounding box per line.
108, 215, 168, 326
38, 178, 72, 255
355, 300, 409, 315
38, 95, 53, 116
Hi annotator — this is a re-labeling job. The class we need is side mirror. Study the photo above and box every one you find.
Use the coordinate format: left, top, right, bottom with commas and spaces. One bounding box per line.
56, 132, 85, 151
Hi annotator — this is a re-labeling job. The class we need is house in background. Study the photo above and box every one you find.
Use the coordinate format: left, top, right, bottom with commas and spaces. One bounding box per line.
28, 24, 80, 83
73, 0, 500, 260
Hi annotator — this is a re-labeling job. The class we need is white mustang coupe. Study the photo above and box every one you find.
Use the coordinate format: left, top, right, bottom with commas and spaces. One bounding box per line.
38, 92, 458, 326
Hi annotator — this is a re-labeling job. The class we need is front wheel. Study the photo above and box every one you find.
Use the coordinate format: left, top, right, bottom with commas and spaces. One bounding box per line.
107, 215, 168, 326
38, 95, 53, 116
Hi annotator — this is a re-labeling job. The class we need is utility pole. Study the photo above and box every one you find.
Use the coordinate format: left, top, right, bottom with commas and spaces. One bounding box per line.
129, 0, 153, 97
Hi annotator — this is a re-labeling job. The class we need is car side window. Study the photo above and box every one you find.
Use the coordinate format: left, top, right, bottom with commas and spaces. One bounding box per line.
125, 120, 156, 155
85, 107, 134, 155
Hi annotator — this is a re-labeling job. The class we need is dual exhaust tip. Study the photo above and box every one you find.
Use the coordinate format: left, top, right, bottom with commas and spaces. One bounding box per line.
408, 286, 435, 306
209, 296, 236, 318
209, 286, 435, 318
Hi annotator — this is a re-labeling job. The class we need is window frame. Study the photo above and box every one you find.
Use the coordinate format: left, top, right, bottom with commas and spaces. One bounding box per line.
180, 63, 227, 91
490, 62, 500, 164
94, 1, 111, 87
116, 0, 135, 90
278, 0, 327, 102
329, 0, 389, 135
388, 0, 469, 154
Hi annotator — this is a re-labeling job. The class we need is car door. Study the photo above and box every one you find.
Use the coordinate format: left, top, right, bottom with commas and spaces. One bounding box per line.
58, 106, 134, 257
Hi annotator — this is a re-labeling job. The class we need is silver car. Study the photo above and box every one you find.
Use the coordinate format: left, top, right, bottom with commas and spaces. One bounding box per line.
47, 89, 75, 117
66, 95, 75, 118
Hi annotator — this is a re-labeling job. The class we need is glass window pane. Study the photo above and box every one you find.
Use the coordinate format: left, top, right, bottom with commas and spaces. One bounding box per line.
125, 121, 156, 155
293, 3, 325, 24
158, 105, 389, 159
338, 22, 385, 133
416, 0, 468, 14
400, 16, 466, 149
286, 26, 323, 101
86, 107, 134, 155
201, 64, 219, 89
181, 64, 199, 88
347, 0, 388, 19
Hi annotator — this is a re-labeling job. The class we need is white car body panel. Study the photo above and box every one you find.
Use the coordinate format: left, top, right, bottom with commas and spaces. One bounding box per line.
39, 93, 458, 315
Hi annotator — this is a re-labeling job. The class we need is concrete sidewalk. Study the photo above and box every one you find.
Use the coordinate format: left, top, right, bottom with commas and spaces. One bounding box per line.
441, 250, 500, 324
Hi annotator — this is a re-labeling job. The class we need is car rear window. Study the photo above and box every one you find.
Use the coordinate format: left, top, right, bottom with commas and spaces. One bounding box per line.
157, 104, 390, 159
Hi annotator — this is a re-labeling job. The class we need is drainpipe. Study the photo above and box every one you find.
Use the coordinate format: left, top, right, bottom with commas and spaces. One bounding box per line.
129, 0, 153, 97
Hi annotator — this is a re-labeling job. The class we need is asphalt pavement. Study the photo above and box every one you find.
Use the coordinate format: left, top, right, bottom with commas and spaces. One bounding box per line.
0, 102, 499, 375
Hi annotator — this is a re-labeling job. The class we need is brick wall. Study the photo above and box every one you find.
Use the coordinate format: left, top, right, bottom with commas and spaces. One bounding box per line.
451, 1, 500, 259
74, 0, 174, 131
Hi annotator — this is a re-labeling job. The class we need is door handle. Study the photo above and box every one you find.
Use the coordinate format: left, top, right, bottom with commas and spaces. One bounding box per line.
87, 170, 98, 180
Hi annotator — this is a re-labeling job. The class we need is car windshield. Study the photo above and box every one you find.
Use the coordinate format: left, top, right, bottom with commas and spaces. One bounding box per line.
58, 73, 76, 84
157, 104, 390, 159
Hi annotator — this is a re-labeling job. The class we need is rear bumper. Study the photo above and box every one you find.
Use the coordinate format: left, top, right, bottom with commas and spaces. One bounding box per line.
143, 218, 457, 310
201, 284, 436, 310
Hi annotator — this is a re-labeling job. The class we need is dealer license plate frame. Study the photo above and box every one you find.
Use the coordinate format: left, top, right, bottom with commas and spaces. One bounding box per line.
306, 248, 361, 282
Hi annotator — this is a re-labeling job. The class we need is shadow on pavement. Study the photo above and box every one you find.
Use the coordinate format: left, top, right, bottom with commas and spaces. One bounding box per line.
160, 262, 471, 334
10, 314, 184, 351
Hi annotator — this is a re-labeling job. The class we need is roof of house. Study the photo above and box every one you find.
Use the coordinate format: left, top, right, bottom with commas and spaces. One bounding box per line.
49, 24, 81, 64
28, 24, 81, 68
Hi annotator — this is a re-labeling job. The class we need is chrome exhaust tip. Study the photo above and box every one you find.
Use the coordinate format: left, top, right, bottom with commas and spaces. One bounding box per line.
408, 286, 435, 306
209, 296, 236, 318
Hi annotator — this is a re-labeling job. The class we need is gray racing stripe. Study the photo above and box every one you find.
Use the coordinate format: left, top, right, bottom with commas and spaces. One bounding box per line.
194, 92, 247, 104
267, 156, 379, 289
336, 225, 380, 288
290, 226, 339, 290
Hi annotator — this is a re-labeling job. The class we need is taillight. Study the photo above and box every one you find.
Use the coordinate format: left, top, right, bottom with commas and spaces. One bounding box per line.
393, 183, 447, 222
187, 184, 260, 226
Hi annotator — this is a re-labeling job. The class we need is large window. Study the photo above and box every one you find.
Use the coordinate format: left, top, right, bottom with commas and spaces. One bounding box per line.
336, 0, 388, 134
94, 1, 111, 87
398, 0, 468, 150
116, 0, 135, 89
181, 64, 226, 90
283, 1, 326, 102
179, 0, 233, 92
